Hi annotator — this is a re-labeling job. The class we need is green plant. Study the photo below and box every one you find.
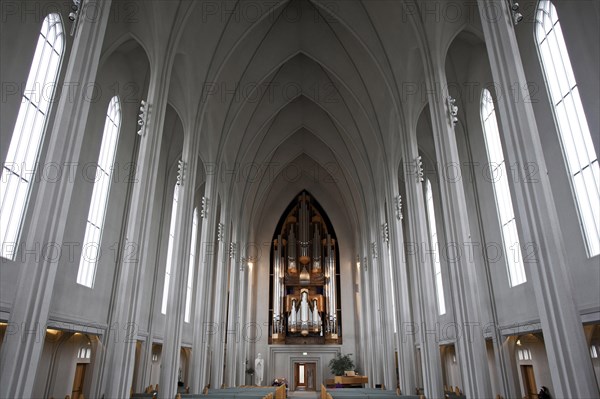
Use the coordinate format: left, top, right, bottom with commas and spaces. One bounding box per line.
328, 353, 355, 376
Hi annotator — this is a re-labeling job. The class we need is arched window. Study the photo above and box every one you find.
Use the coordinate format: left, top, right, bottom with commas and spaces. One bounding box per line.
0, 13, 64, 260
481, 89, 526, 287
77, 96, 122, 287
536, 0, 600, 257
425, 178, 446, 315
184, 208, 199, 322
161, 184, 179, 314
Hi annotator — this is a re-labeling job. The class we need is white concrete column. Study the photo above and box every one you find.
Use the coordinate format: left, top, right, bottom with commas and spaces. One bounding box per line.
378, 214, 400, 390
386, 178, 417, 395
359, 243, 376, 386
401, 126, 444, 399
424, 62, 492, 398
210, 217, 231, 388
355, 250, 368, 381
99, 47, 174, 397
0, 2, 111, 397
235, 250, 250, 386
365, 241, 385, 387
189, 177, 218, 392
225, 234, 241, 387
158, 129, 201, 398
478, 2, 599, 397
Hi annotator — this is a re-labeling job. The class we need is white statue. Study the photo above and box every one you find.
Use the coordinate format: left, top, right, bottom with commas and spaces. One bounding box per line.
255, 353, 264, 386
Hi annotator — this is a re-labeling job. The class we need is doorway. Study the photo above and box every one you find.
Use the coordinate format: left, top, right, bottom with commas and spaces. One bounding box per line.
521, 365, 538, 399
294, 362, 316, 391
72, 363, 87, 399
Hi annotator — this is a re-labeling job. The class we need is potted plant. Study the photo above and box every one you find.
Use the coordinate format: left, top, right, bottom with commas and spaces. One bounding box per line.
328, 353, 355, 376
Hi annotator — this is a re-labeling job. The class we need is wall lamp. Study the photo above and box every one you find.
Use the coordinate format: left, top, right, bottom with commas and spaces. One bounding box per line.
508, 1, 524, 25
69, 0, 82, 36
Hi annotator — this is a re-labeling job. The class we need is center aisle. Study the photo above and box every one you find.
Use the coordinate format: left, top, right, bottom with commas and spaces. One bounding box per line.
288, 391, 319, 399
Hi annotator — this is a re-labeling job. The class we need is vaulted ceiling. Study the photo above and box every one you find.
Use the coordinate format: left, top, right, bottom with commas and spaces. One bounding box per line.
100, 0, 482, 245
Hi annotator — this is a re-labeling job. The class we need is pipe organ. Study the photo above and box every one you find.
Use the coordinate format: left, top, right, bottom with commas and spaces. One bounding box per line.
270, 192, 341, 344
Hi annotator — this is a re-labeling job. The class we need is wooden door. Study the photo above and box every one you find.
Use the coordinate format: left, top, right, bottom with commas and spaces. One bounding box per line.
72, 363, 87, 399
294, 363, 306, 390
305, 363, 316, 391
521, 365, 538, 399
294, 362, 316, 391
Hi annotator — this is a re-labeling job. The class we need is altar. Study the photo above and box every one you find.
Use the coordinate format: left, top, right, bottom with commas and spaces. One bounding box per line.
332, 375, 369, 388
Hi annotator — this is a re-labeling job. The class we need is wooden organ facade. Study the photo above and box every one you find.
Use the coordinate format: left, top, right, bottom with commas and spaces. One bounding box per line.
269, 192, 342, 345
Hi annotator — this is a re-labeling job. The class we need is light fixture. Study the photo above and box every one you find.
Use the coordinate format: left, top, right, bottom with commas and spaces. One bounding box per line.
513, 11, 523, 25
516, 339, 522, 346
69, 0, 82, 36
508, 1, 523, 25
395, 194, 403, 221
217, 223, 224, 242
382, 222, 389, 243
137, 100, 148, 136
200, 196, 208, 218
177, 159, 185, 186
229, 242, 236, 259
447, 96, 459, 126
302, 352, 308, 356
416, 156, 424, 183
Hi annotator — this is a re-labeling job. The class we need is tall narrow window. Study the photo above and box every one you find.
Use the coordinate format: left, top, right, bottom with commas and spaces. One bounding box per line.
481, 89, 526, 287
161, 185, 179, 314
77, 96, 122, 287
425, 179, 446, 315
0, 14, 64, 259
184, 208, 199, 322
536, 0, 600, 257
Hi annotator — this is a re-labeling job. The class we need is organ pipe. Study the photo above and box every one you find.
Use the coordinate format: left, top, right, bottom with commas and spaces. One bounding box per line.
299, 194, 310, 264
288, 225, 297, 273
312, 224, 321, 273
270, 191, 340, 342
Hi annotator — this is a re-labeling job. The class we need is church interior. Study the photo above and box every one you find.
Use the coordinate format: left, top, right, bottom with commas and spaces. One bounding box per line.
0, 1, 599, 398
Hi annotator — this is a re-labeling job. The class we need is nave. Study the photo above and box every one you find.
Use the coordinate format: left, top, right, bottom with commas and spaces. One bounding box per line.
0, 1, 599, 398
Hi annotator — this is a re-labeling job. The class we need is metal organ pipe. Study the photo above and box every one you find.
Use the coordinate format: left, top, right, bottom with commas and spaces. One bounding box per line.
312, 299, 320, 330
312, 224, 321, 273
289, 299, 297, 331
273, 236, 283, 335
300, 291, 309, 335
299, 195, 310, 263
288, 225, 297, 273
326, 234, 337, 334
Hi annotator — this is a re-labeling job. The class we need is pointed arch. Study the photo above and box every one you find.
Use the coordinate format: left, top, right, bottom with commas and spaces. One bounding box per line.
77, 96, 123, 287
1, 13, 65, 259
535, 0, 599, 257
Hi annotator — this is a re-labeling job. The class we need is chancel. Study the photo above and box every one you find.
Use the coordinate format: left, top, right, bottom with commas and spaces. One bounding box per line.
0, 1, 599, 399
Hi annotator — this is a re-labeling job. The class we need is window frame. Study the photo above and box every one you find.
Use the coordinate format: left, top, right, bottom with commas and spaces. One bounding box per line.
161, 184, 180, 314
184, 207, 199, 323
0, 13, 65, 260
480, 88, 527, 287
424, 178, 446, 316
77, 96, 122, 288
534, 0, 600, 258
